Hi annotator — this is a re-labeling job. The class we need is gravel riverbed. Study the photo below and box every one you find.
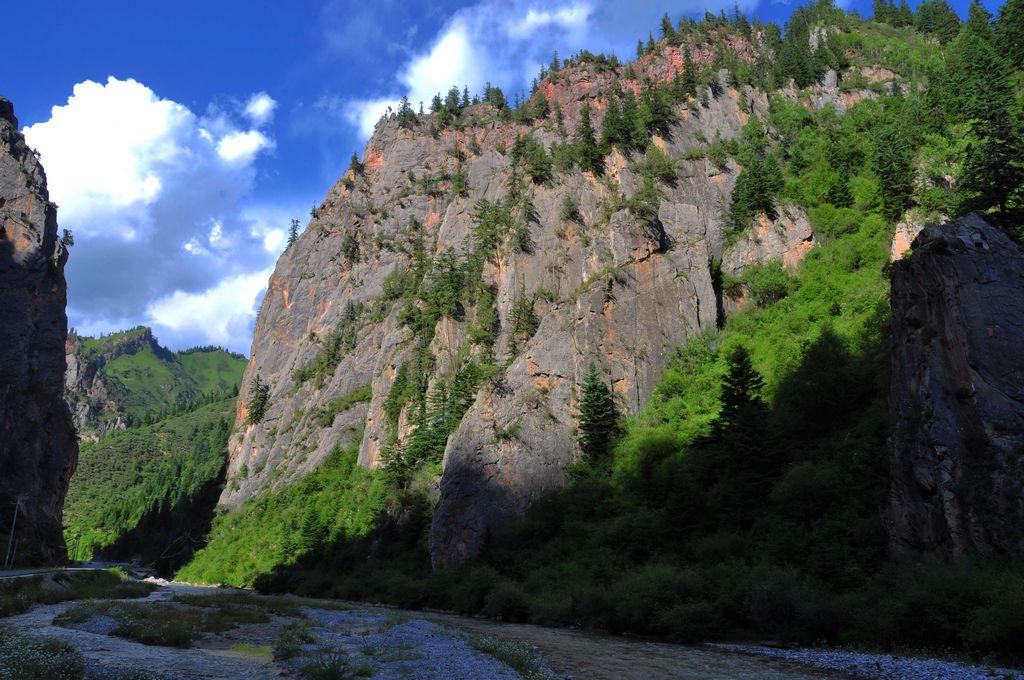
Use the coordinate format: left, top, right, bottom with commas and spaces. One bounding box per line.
710, 643, 1024, 680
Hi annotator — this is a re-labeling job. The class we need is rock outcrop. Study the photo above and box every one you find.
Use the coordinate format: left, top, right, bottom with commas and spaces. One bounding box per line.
0, 98, 77, 565
721, 205, 815, 277
225, 39, 870, 567
887, 214, 1024, 559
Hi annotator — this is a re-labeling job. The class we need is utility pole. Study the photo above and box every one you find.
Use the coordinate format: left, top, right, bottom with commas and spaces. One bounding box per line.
4, 497, 24, 569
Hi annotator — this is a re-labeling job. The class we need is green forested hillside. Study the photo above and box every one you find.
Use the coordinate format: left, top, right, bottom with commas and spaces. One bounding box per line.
67, 327, 246, 429
176, 440, 390, 586
177, 0, 1024, 664
64, 398, 234, 570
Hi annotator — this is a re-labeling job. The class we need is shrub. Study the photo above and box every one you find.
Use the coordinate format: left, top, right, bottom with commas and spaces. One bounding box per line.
482, 581, 530, 622
0, 627, 84, 680
743, 261, 792, 306
301, 649, 374, 679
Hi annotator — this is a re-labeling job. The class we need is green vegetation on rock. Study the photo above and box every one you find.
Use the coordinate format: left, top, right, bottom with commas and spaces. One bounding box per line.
177, 439, 389, 587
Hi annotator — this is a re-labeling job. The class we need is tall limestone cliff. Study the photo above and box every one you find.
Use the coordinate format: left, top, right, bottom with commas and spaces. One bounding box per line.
887, 214, 1024, 559
0, 98, 77, 566
225, 41, 893, 566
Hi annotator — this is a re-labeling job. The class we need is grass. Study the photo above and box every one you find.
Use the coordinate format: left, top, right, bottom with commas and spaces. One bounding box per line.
50, 589, 354, 650
465, 633, 554, 680
174, 591, 305, 617
299, 648, 374, 679
314, 384, 373, 428
230, 643, 273, 660
0, 626, 84, 680
0, 569, 154, 618
54, 599, 272, 648
176, 590, 351, 615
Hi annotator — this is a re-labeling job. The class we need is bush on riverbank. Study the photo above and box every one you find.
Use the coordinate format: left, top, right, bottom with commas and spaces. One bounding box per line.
0, 569, 153, 618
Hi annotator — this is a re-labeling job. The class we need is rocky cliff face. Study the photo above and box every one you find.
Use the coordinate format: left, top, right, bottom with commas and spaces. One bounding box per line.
0, 98, 77, 566
225, 40, 894, 566
887, 214, 1024, 559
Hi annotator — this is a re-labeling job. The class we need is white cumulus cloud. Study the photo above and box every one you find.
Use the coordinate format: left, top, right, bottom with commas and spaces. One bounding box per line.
23, 77, 287, 353
506, 4, 592, 38
146, 268, 274, 351
244, 92, 278, 125
217, 129, 273, 163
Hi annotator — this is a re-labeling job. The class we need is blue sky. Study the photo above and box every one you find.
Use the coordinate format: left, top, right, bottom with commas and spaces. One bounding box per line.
4, 0, 996, 354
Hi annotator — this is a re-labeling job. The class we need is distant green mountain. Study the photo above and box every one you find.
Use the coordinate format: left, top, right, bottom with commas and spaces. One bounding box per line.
63, 397, 235, 573
65, 326, 246, 438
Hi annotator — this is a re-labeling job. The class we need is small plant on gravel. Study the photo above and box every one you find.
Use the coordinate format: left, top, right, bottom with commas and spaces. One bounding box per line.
274, 619, 316, 661
0, 626, 85, 680
465, 633, 556, 680
300, 648, 375, 679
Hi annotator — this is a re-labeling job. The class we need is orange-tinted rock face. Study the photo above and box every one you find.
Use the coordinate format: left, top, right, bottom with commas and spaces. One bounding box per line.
0, 98, 77, 566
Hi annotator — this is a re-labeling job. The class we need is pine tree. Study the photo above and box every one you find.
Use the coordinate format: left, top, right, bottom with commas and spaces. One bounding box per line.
779, 8, 824, 88
894, 0, 914, 27
245, 374, 270, 425
735, 3, 751, 36
915, 0, 962, 42
397, 95, 416, 128
827, 164, 853, 208
287, 219, 300, 248
714, 346, 765, 433
964, 0, 993, 39
600, 97, 624, 152
532, 92, 550, 120
872, 125, 914, 221
573, 104, 603, 174
957, 117, 1024, 215
348, 152, 363, 175
298, 507, 324, 553
577, 363, 619, 461
483, 83, 507, 110
661, 13, 676, 41
996, 0, 1024, 69
873, 0, 890, 23
681, 51, 698, 100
